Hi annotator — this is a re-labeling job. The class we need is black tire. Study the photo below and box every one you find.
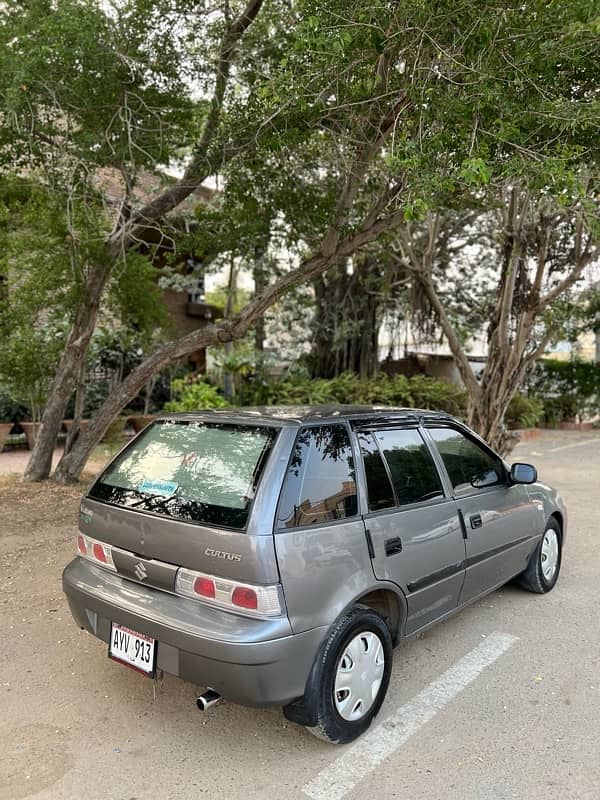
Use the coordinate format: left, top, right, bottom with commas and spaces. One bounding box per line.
517, 517, 562, 594
283, 606, 393, 744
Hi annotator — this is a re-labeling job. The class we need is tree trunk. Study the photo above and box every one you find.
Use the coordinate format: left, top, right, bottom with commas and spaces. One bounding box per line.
64, 360, 87, 456
253, 247, 267, 352
222, 258, 237, 400
23, 263, 110, 481
310, 257, 383, 379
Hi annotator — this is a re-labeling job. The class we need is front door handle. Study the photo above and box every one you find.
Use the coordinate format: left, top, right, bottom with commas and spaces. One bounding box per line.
470, 513, 483, 529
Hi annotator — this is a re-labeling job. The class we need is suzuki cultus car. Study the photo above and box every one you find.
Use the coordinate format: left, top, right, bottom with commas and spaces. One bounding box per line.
63, 406, 565, 743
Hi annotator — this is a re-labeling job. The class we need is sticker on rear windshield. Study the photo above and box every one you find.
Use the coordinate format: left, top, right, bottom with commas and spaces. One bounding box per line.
138, 479, 178, 497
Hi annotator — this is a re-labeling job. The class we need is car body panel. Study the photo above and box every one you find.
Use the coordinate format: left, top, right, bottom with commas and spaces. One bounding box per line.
273, 518, 378, 633
454, 483, 540, 605
79, 497, 281, 585
363, 500, 466, 634
63, 557, 324, 706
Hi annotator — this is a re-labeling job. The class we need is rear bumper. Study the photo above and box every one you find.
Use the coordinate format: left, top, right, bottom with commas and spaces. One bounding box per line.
62, 558, 326, 707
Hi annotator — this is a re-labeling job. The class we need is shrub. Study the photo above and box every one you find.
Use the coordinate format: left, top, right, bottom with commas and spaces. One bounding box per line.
237, 371, 467, 415
528, 359, 600, 423
505, 394, 544, 429
163, 378, 230, 412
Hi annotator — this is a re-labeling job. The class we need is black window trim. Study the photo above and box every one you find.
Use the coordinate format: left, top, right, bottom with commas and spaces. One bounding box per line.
354, 429, 399, 512
357, 423, 449, 513
422, 421, 509, 499
273, 419, 361, 534
88, 418, 280, 533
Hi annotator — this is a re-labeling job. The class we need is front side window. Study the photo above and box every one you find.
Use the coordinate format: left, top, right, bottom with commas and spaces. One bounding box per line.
373, 428, 444, 506
89, 421, 277, 529
277, 424, 358, 529
428, 427, 503, 495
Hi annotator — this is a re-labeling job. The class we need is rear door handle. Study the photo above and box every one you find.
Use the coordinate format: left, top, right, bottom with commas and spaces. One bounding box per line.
385, 537, 403, 556
470, 513, 483, 529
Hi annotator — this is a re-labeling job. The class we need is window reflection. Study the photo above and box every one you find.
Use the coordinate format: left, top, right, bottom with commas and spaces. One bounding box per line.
428, 427, 503, 495
89, 421, 276, 529
374, 428, 444, 506
277, 424, 358, 529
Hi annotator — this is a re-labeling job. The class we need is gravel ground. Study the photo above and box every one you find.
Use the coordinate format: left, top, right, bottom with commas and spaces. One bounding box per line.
0, 430, 599, 800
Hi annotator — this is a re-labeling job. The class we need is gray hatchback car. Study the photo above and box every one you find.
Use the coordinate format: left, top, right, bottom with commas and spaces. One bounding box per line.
63, 406, 566, 743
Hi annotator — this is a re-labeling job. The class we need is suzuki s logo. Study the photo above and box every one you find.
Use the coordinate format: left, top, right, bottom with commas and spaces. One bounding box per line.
134, 561, 148, 581
205, 548, 242, 562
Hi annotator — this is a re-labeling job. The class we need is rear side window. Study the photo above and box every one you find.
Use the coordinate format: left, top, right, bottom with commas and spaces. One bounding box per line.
428, 427, 503, 495
89, 420, 277, 529
277, 424, 358, 529
374, 428, 444, 506
357, 432, 395, 512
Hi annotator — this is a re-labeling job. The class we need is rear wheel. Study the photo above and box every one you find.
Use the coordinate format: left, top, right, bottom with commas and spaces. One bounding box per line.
283, 607, 392, 744
517, 518, 562, 593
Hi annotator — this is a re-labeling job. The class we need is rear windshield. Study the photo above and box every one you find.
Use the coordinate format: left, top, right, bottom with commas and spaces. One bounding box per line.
88, 420, 277, 529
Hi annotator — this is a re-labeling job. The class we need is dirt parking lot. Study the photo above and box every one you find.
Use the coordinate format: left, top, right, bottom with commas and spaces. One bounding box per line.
1, 430, 599, 800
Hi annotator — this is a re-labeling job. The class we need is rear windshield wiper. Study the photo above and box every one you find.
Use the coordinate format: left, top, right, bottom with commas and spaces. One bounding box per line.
130, 492, 177, 511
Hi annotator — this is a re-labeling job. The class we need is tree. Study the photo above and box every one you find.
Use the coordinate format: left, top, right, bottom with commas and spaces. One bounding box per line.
396, 184, 599, 454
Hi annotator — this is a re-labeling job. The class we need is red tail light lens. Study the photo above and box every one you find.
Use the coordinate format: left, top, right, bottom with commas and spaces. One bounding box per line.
76, 533, 115, 571
232, 586, 258, 610
175, 568, 282, 618
93, 542, 108, 563
193, 576, 216, 598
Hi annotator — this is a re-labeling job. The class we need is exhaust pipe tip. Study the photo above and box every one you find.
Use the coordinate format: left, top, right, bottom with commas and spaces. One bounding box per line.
196, 688, 221, 711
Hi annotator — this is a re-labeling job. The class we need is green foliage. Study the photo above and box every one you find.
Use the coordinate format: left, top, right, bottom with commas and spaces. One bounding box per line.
0, 0, 195, 173
109, 253, 168, 337
164, 378, 230, 412
529, 359, 600, 423
505, 394, 545, 430
238, 371, 467, 416
0, 326, 64, 420
0, 386, 28, 424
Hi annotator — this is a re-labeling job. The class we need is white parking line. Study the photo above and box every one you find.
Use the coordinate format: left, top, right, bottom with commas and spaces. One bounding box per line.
547, 438, 598, 453
302, 631, 518, 800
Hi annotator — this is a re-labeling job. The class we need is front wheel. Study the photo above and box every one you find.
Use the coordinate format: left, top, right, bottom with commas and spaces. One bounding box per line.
283, 607, 393, 744
517, 518, 562, 593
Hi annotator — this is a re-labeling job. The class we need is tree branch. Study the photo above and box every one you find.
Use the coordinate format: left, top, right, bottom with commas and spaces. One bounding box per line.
106, 0, 265, 258
535, 242, 599, 312
394, 225, 481, 402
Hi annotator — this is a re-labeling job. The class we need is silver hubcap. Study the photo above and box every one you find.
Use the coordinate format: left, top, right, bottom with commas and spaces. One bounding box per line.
541, 528, 559, 581
334, 631, 385, 721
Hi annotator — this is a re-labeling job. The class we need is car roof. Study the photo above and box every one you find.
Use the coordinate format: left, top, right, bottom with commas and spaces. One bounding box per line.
160, 404, 455, 428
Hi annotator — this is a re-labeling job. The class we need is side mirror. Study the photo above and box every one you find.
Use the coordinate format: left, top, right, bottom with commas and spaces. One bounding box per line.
510, 462, 537, 484
471, 468, 500, 489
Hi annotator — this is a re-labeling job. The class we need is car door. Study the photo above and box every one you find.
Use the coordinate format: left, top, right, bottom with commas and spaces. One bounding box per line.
424, 424, 539, 605
273, 422, 381, 634
355, 425, 466, 635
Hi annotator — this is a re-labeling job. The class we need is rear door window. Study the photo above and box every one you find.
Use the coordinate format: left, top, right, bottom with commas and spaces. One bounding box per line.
374, 428, 444, 506
357, 432, 395, 512
277, 424, 358, 529
89, 420, 277, 529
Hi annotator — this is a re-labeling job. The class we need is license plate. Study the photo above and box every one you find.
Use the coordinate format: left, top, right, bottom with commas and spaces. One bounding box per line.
109, 623, 156, 677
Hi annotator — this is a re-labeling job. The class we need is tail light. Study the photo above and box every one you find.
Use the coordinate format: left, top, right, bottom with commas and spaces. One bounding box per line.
77, 533, 116, 572
175, 568, 282, 618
